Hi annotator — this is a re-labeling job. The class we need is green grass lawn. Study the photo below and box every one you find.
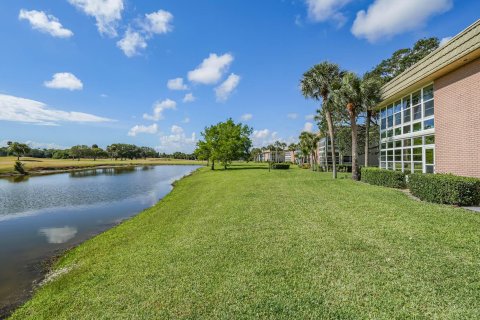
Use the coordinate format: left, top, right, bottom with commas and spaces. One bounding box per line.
11, 163, 480, 319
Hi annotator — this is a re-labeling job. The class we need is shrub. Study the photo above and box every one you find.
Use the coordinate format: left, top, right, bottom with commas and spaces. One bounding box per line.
298, 163, 310, 169
272, 163, 290, 170
408, 173, 480, 206
361, 167, 406, 188
14, 161, 27, 175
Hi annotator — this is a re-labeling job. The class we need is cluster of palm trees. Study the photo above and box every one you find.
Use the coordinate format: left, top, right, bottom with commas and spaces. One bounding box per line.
300, 61, 382, 180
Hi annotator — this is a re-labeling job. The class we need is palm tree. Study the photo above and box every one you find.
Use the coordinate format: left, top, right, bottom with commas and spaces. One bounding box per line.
299, 131, 320, 171
361, 76, 382, 167
334, 72, 382, 180
334, 72, 362, 180
301, 62, 343, 178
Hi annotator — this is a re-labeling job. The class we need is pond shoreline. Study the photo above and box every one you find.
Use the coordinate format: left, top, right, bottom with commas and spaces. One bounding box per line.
0, 161, 206, 178
0, 217, 127, 319
0, 165, 202, 319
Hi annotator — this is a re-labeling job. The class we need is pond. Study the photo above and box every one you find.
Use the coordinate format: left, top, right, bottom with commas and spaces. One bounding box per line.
0, 165, 200, 316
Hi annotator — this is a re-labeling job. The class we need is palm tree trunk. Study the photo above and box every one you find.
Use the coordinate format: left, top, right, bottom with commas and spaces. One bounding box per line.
350, 110, 359, 181
364, 110, 371, 167
325, 110, 337, 179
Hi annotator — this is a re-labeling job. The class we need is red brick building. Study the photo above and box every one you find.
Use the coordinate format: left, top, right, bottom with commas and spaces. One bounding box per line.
376, 19, 480, 178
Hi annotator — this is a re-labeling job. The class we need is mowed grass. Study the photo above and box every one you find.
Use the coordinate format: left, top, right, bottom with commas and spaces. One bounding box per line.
0, 156, 206, 174
11, 163, 480, 319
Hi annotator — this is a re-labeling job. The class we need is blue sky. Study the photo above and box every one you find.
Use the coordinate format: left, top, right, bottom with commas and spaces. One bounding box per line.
0, 0, 478, 152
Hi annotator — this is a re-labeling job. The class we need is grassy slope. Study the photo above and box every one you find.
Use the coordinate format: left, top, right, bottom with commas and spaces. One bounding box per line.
11, 164, 480, 319
0, 157, 206, 174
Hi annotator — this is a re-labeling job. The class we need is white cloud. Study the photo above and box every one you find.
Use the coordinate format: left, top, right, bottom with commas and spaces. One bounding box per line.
305, 0, 352, 26
215, 73, 240, 102
352, 0, 453, 42
128, 123, 158, 136
117, 28, 147, 57
44, 73, 83, 91
100, 93, 108, 98
303, 122, 314, 132
440, 36, 452, 46
157, 125, 197, 153
241, 113, 253, 121
19, 9, 73, 38
182, 117, 190, 123
143, 99, 176, 121
252, 129, 279, 147
305, 114, 315, 120
287, 113, 298, 119
183, 93, 196, 103
0, 94, 113, 125
167, 78, 188, 90
68, 0, 124, 37
142, 10, 173, 35
188, 53, 234, 85
116, 9, 173, 57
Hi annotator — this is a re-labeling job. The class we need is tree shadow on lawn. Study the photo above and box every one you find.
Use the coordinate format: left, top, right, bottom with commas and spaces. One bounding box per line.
213, 163, 269, 171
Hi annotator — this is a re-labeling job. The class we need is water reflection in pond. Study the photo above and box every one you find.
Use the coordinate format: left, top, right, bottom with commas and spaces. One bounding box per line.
0, 165, 200, 315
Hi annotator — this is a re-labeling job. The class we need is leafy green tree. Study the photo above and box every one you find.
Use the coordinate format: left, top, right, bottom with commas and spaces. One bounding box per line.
366, 37, 439, 83
7, 142, 31, 160
194, 141, 211, 165
196, 119, 252, 170
301, 62, 343, 178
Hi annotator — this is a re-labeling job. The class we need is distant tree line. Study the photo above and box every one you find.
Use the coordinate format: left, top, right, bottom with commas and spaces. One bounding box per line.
0, 141, 197, 161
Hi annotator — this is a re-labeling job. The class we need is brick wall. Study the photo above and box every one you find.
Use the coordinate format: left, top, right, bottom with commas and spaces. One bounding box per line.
435, 57, 480, 178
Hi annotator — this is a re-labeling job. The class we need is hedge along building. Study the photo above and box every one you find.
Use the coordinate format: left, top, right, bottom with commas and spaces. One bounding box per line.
376, 19, 480, 178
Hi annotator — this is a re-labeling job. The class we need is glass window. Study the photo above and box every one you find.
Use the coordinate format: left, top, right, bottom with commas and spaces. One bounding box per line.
381, 143, 387, 149
404, 139, 411, 147
387, 116, 393, 128
380, 162, 386, 169
395, 163, 402, 171
413, 162, 423, 172
387, 150, 393, 161
413, 105, 422, 120
381, 108, 386, 119
412, 91, 421, 105
387, 106, 394, 116
395, 128, 401, 136
403, 148, 412, 161
425, 135, 435, 144
387, 130, 393, 137
424, 118, 434, 130
403, 125, 411, 134
413, 137, 423, 146
395, 113, 402, 125
413, 147, 422, 161
425, 149, 434, 164
423, 85, 434, 101
403, 96, 411, 109
395, 149, 402, 161
394, 100, 402, 113
403, 108, 411, 123
382, 131, 387, 139
426, 165, 434, 174
395, 140, 402, 148
413, 122, 422, 132
380, 151, 386, 161
424, 100, 434, 117
388, 141, 394, 149
381, 118, 386, 130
